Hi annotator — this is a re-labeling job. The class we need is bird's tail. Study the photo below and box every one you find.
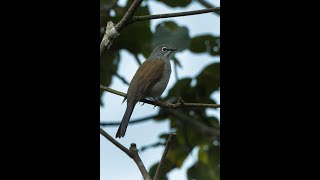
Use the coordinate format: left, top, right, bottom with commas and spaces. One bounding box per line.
116, 101, 136, 138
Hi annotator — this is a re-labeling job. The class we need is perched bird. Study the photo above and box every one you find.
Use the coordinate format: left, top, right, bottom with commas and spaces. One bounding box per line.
116, 44, 177, 138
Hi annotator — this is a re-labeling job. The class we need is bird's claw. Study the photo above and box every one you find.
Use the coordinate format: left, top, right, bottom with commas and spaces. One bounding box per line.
152, 97, 158, 109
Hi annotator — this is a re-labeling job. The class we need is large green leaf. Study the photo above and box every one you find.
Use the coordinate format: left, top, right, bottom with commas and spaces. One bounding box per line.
187, 161, 216, 180
159, 133, 193, 168
157, 0, 192, 7
149, 161, 176, 180
190, 35, 220, 56
166, 78, 194, 101
196, 63, 220, 96
152, 21, 190, 52
188, 145, 220, 180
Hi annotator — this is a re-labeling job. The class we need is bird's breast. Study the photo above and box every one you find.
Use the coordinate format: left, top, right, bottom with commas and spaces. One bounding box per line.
148, 62, 171, 98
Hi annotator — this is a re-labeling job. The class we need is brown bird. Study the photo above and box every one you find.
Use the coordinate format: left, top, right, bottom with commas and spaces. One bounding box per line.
116, 44, 177, 138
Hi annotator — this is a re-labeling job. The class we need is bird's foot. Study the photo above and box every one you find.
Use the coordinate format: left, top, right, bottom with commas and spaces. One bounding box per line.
139, 102, 145, 106
152, 97, 158, 109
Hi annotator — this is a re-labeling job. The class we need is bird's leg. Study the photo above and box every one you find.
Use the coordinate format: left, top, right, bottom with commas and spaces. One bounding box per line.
139, 101, 145, 106
152, 97, 158, 109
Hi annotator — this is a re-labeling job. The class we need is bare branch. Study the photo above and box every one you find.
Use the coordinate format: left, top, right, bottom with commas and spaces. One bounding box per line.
129, 144, 152, 180
113, 72, 130, 85
154, 133, 176, 180
100, 127, 151, 180
197, 0, 214, 8
100, 85, 220, 109
130, 7, 220, 23
140, 142, 165, 152
100, 114, 158, 126
100, 127, 132, 157
100, 0, 143, 60
134, 54, 142, 66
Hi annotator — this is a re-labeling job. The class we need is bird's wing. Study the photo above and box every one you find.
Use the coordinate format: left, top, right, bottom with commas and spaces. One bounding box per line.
127, 60, 165, 102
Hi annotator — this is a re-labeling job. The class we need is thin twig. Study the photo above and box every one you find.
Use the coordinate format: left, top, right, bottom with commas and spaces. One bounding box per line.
100, 127, 151, 180
100, 115, 158, 126
154, 133, 176, 180
100, 85, 220, 109
197, 0, 215, 9
134, 54, 142, 66
174, 60, 179, 82
130, 7, 220, 23
140, 142, 165, 152
100, 127, 132, 157
113, 72, 130, 85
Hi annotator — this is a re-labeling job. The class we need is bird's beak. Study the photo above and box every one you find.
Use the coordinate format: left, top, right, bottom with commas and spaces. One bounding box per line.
169, 48, 178, 52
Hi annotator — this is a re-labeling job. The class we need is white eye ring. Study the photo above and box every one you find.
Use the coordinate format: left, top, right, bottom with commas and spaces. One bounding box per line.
162, 47, 167, 52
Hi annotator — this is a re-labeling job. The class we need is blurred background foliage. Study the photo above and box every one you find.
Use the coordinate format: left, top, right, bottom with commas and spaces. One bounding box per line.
100, 0, 220, 179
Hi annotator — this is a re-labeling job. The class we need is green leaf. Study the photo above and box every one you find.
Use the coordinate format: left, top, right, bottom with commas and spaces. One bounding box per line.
152, 21, 190, 52
208, 116, 220, 129
157, 0, 192, 7
149, 161, 176, 180
172, 56, 182, 68
190, 35, 220, 56
187, 144, 220, 180
188, 145, 220, 180
108, 3, 153, 57
198, 146, 209, 165
196, 63, 220, 96
187, 161, 216, 180
166, 78, 193, 101
159, 133, 192, 168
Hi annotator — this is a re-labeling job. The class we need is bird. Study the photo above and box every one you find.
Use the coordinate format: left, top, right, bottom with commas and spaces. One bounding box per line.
116, 44, 178, 138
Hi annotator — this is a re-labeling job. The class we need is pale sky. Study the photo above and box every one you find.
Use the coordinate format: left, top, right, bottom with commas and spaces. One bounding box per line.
100, 0, 220, 179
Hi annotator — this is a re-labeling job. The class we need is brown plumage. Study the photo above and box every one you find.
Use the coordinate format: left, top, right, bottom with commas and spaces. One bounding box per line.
116, 44, 177, 138
116, 60, 165, 138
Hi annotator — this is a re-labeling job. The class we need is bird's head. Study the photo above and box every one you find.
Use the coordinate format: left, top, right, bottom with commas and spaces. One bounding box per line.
149, 44, 178, 61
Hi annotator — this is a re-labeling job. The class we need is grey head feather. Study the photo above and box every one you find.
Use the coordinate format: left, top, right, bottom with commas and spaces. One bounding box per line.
148, 44, 178, 61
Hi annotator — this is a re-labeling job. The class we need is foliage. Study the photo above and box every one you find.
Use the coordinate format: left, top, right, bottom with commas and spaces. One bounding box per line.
100, 0, 220, 179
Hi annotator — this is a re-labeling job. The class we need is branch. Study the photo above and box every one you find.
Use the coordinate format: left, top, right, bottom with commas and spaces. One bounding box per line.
164, 109, 220, 137
197, 0, 214, 8
100, 127, 151, 180
140, 142, 165, 152
134, 54, 142, 66
100, 85, 220, 109
100, 0, 143, 60
154, 133, 176, 180
100, 127, 132, 157
130, 7, 220, 23
113, 72, 130, 85
100, 114, 158, 126
129, 144, 151, 180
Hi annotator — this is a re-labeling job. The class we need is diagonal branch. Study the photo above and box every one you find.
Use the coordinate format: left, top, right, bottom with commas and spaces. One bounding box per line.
100, 127, 151, 180
197, 0, 216, 9
153, 133, 176, 180
100, 0, 143, 59
100, 127, 132, 157
100, 85, 220, 109
113, 72, 130, 85
130, 7, 220, 23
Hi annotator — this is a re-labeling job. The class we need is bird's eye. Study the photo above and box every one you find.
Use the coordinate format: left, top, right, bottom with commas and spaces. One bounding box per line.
162, 47, 167, 52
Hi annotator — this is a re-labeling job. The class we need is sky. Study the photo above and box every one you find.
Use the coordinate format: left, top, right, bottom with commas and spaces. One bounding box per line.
100, 0, 220, 179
